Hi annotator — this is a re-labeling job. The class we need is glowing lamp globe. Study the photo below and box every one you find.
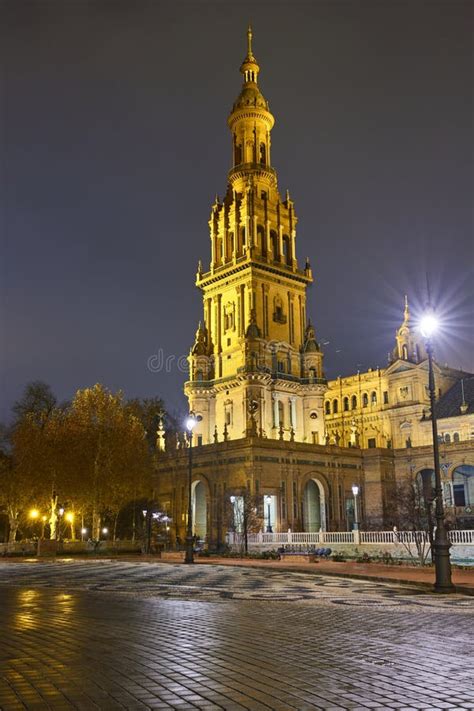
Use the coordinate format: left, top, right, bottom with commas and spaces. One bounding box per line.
419, 313, 438, 339
185, 413, 197, 432
352, 485, 360, 497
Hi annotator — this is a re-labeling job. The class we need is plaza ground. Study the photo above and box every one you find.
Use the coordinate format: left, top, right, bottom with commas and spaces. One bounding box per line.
0, 560, 473, 710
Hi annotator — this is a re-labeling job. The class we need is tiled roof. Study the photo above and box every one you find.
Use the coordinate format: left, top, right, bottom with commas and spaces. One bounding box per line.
435, 375, 474, 419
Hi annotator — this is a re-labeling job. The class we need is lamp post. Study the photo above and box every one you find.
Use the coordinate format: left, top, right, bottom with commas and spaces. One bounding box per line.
351, 484, 360, 531
420, 310, 455, 593
185, 412, 197, 564
265, 494, 273, 533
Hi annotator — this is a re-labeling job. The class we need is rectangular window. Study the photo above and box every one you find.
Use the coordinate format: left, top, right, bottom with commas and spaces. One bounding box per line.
255, 480, 260, 493
368, 438, 376, 449
292, 481, 298, 519
312, 431, 319, 444
197, 435, 203, 446
453, 485, 466, 507
383, 391, 389, 404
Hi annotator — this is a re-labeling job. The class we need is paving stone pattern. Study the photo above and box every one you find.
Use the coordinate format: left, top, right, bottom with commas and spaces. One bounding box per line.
0, 561, 472, 710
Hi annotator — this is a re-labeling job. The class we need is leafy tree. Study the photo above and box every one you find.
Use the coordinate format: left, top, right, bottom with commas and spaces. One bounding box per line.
12, 381, 57, 426
63, 384, 153, 539
126, 397, 165, 451
0, 382, 59, 541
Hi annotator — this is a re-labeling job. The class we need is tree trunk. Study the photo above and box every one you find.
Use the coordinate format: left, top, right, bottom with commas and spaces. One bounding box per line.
8, 513, 19, 543
92, 510, 101, 540
113, 512, 119, 542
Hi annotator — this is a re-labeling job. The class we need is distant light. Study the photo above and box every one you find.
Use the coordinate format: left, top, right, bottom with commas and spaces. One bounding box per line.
81, 528, 87, 535
265, 495, 272, 504
352, 484, 360, 497
29, 508, 39, 520
58, 507, 64, 516
186, 412, 197, 431
65, 512, 74, 523
102, 527, 108, 535
419, 312, 438, 339
230, 495, 236, 503
42, 515, 47, 522
142, 509, 147, 517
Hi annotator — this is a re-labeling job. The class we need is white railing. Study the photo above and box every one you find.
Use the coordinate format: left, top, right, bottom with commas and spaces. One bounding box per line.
227, 530, 474, 548
449, 529, 474, 544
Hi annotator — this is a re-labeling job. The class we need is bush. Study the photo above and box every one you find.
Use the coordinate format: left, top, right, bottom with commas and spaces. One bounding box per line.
332, 553, 346, 562
356, 552, 372, 564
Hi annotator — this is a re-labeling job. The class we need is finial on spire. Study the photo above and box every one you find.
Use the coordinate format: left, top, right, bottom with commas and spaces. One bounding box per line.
247, 24, 253, 58
404, 294, 409, 321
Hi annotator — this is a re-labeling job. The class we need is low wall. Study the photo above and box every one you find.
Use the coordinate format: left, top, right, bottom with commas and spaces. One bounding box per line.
0, 540, 142, 556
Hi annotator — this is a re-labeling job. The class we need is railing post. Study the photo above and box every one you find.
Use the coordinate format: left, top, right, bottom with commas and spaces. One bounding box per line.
257, 530, 263, 545
287, 528, 292, 544
320, 529, 325, 544
353, 529, 360, 545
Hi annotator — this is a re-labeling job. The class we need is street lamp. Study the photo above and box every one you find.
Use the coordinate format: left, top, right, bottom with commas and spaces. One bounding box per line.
419, 308, 455, 593
81, 527, 87, 541
184, 411, 197, 564
265, 495, 273, 533
351, 484, 360, 531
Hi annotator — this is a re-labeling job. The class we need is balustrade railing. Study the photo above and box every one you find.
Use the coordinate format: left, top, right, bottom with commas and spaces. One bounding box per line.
227, 530, 474, 547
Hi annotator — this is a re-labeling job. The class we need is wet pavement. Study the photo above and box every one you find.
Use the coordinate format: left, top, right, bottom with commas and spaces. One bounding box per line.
0, 560, 473, 710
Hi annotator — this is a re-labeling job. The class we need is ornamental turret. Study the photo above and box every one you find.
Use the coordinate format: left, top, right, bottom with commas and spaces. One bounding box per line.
392, 296, 427, 364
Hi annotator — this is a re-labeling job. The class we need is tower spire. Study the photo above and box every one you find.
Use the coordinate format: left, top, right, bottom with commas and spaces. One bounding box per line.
247, 24, 253, 59
404, 294, 409, 322
240, 25, 260, 84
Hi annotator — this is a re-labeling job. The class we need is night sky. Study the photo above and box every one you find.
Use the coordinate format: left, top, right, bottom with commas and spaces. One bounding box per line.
2, 1, 473, 422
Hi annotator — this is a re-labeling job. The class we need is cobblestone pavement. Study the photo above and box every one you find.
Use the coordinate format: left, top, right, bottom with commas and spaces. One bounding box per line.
0, 561, 473, 710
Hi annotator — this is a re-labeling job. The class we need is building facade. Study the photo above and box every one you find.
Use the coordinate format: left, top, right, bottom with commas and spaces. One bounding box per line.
155, 30, 474, 544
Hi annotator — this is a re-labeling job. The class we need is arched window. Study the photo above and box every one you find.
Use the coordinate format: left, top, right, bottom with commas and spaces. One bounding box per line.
444, 433, 451, 444
309, 367, 317, 380
415, 469, 435, 508
453, 432, 460, 443
282, 235, 291, 265
452, 465, 474, 506
226, 232, 234, 261
270, 230, 278, 260
256, 225, 265, 256
371, 391, 377, 405
259, 142, 266, 166
332, 399, 338, 414
240, 227, 246, 250
325, 401, 330, 415
351, 395, 357, 410
362, 393, 368, 408
234, 142, 242, 165
278, 400, 284, 427
195, 369, 203, 381
343, 397, 349, 411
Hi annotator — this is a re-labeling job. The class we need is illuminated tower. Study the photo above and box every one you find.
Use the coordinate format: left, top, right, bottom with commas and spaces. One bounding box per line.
186, 28, 326, 444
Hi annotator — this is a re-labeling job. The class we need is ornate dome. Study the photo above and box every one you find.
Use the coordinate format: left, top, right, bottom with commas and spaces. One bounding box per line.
232, 85, 269, 112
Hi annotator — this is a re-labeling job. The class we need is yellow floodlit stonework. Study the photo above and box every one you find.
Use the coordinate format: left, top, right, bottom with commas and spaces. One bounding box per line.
186, 27, 325, 446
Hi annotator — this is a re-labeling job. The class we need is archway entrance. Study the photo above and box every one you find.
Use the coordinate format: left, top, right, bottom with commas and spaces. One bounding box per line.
192, 481, 207, 540
303, 479, 326, 532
